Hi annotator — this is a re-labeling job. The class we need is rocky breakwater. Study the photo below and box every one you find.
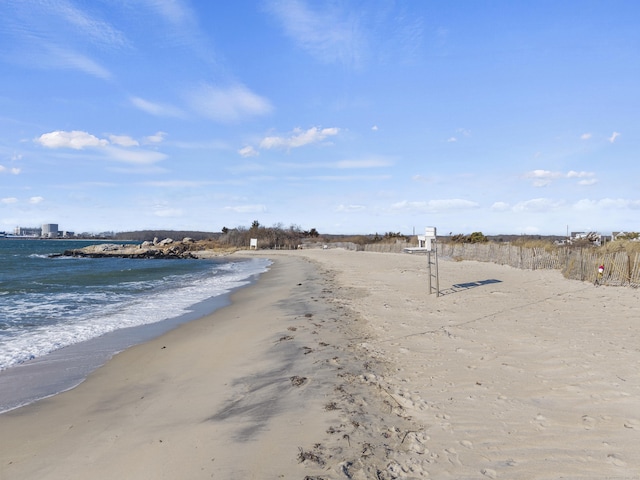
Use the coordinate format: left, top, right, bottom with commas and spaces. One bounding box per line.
58, 238, 199, 259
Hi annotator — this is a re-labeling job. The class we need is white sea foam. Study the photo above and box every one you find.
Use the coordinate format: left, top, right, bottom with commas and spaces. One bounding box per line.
0, 258, 271, 370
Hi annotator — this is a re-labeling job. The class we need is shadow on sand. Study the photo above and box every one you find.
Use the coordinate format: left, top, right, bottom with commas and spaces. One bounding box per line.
439, 278, 502, 296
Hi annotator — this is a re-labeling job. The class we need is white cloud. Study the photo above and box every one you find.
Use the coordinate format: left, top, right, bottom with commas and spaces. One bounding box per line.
524, 169, 562, 187
578, 178, 598, 186
11, 168, 21, 175
34, 130, 166, 164
336, 204, 366, 212
525, 169, 596, 187
144, 180, 216, 188
186, 83, 272, 123
335, 158, 391, 169
391, 199, 479, 212
411, 174, 437, 183
513, 198, 563, 212
238, 146, 259, 157
566, 170, 593, 178
609, 131, 620, 143
1, 197, 18, 204
491, 201, 510, 211
260, 127, 339, 150
144, 131, 167, 144
36, 130, 108, 149
572, 197, 640, 211
371, 125, 379, 131
29, 196, 44, 204
580, 133, 592, 140
104, 147, 167, 165
130, 97, 184, 118
223, 204, 267, 213
109, 135, 139, 147
447, 137, 457, 143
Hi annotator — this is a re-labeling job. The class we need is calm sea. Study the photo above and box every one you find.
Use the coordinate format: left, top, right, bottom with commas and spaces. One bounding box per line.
0, 239, 271, 412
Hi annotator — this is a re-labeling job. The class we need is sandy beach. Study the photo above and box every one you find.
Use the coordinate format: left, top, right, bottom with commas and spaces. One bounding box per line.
1, 249, 639, 479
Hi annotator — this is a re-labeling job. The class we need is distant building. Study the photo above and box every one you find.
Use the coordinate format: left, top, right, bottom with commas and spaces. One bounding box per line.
14, 226, 42, 236
41, 224, 59, 238
570, 231, 602, 246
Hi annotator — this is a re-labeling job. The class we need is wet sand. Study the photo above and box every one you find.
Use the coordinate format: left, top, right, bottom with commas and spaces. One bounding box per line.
1, 249, 639, 479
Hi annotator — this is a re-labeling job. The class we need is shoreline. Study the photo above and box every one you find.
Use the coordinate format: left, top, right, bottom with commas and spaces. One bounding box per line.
0, 255, 268, 414
0, 291, 233, 414
2, 249, 639, 478
0, 254, 362, 479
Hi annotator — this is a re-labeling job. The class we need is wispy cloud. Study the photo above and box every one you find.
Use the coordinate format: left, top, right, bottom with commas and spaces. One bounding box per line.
259, 127, 339, 150
491, 201, 510, 211
525, 169, 596, 187
336, 204, 366, 212
580, 133, 592, 140
48, 46, 112, 79
186, 83, 272, 123
265, 0, 366, 67
144, 132, 168, 144
154, 207, 184, 218
138, 0, 208, 53
335, 158, 391, 169
0, 165, 21, 175
130, 97, 185, 118
265, 0, 424, 68
141, 0, 196, 26
54, 0, 129, 48
1, 0, 125, 78
513, 198, 564, 212
109, 135, 139, 147
238, 146, 259, 158
609, 131, 621, 143
391, 199, 479, 212
224, 204, 268, 213
104, 147, 167, 165
574, 198, 640, 210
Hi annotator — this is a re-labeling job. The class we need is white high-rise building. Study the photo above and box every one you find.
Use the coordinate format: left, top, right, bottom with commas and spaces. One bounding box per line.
41, 223, 59, 237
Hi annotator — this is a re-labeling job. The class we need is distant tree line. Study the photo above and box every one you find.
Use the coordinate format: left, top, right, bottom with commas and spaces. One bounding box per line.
449, 232, 489, 244
218, 221, 320, 249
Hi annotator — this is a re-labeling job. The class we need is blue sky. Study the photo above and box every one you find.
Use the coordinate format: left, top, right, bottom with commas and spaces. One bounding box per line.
1, 1, 639, 236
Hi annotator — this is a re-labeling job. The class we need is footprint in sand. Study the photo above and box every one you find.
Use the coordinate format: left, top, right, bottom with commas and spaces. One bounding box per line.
481, 468, 498, 479
532, 413, 547, 430
606, 453, 627, 467
445, 447, 462, 466
460, 440, 473, 449
582, 415, 597, 430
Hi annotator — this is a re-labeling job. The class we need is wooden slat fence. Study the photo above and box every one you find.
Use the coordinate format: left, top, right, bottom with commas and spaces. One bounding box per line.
437, 243, 640, 288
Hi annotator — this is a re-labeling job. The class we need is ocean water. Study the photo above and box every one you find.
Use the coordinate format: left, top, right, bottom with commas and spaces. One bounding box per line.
0, 239, 271, 412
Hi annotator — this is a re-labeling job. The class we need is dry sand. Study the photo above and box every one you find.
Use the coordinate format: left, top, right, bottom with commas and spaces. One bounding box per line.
1, 249, 639, 479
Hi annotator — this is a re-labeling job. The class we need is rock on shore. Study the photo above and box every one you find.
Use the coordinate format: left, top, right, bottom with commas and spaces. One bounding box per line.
57, 238, 203, 259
